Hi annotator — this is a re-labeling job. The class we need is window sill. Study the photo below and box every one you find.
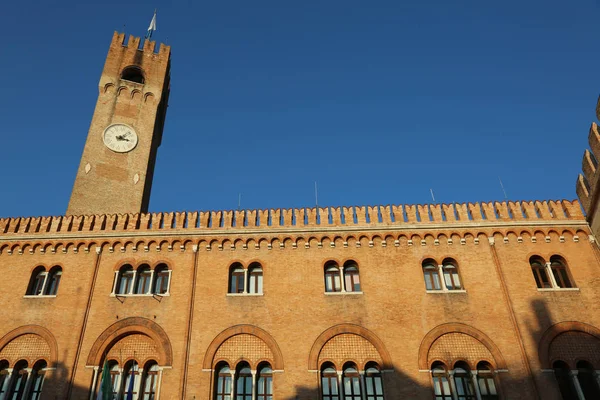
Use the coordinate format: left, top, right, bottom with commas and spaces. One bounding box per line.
110, 293, 170, 297
23, 295, 57, 298
324, 291, 363, 295
226, 293, 264, 297
537, 288, 579, 292
426, 289, 467, 294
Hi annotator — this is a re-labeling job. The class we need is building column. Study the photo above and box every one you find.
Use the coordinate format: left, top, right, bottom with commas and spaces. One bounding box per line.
155, 367, 164, 400
230, 370, 236, 397
251, 369, 257, 400
89, 366, 100, 400
447, 371, 459, 400
243, 270, 248, 294
20, 368, 34, 400
339, 268, 346, 292
545, 262, 559, 288
470, 371, 482, 400
337, 371, 344, 397
438, 265, 448, 291
129, 271, 137, 294
0, 368, 14, 400
111, 271, 119, 294
359, 371, 367, 400
569, 370, 586, 400
39, 273, 49, 295
147, 270, 155, 294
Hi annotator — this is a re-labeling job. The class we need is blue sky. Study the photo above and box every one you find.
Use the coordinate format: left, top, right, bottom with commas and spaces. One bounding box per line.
0, 0, 598, 217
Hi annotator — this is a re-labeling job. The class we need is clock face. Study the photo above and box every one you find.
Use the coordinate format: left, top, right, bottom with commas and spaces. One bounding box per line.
102, 124, 138, 153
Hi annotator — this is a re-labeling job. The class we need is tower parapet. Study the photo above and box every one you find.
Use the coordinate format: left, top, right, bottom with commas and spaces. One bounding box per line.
576, 97, 600, 237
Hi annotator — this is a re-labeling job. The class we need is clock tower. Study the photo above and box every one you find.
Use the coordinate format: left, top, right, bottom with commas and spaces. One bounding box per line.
67, 32, 171, 215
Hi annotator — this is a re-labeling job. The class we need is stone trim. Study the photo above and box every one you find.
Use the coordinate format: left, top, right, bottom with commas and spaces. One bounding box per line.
538, 321, 600, 369
85, 317, 172, 366
307, 324, 393, 370
202, 325, 284, 370
417, 323, 507, 370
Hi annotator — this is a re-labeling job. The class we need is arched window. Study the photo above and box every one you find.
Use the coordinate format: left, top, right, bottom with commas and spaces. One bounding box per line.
135, 264, 152, 294
121, 66, 145, 84
27, 266, 47, 295
321, 364, 339, 400
121, 361, 140, 399
550, 256, 573, 288
141, 360, 159, 400
423, 260, 441, 291
43, 266, 62, 296
442, 259, 462, 290
248, 263, 263, 294
324, 262, 342, 293
257, 363, 273, 400
476, 362, 499, 400
342, 363, 362, 399
153, 264, 170, 295
29, 360, 47, 400
116, 265, 134, 295
530, 256, 550, 289
431, 362, 452, 400
453, 362, 475, 400
8, 360, 28, 399
215, 363, 232, 400
108, 361, 121, 399
343, 262, 361, 292
229, 264, 245, 294
553, 360, 578, 400
235, 362, 252, 400
365, 363, 384, 400
577, 360, 600, 399
0, 360, 9, 398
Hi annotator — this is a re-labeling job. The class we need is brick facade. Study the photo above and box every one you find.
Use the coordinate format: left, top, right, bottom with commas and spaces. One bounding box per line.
0, 32, 599, 400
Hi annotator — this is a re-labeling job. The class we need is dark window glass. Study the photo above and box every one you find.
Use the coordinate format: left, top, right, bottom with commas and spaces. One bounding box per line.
215, 365, 232, 400
476, 362, 499, 400
29, 361, 47, 400
365, 365, 384, 400
122, 362, 139, 399
342, 365, 362, 400
453, 367, 475, 400
235, 364, 252, 400
550, 258, 573, 288
8, 361, 28, 400
116, 266, 134, 295
577, 361, 600, 400
553, 361, 578, 400
344, 265, 361, 292
27, 267, 46, 296
153, 264, 170, 295
141, 361, 159, 400
257, 365, 273, 400
325, 265, 341, 293
431, 364, 452, 400
530, 258, 551, 288
229, 267, 245, 294
44, 267, 62, 296
248, 266, 263, 294
0, 361, 9, 398
321, 366, 339, 400
442, 262, 462, 290
135, 265, 152, 294
423, 263, 441, 290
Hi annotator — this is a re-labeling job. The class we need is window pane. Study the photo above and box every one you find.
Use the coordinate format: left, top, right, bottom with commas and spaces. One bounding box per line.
433, 273, 441, 289
334, 275, 341, 291
443, 271, 453, 289
452, 271, 461, 288
424, 273, 433, 290
257, 274, 263, 293
366, 378, 373, 394
249, 275, 256, 294
478, 378, 488, 395
322, 378, 330, 395
560, 269, 571, 288
374, 377, 383, 394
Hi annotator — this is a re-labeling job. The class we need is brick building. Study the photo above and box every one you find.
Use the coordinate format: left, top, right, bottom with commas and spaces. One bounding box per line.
0, 32, 599, 400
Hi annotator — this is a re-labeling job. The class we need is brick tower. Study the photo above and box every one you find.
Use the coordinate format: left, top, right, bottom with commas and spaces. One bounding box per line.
67, 32, 170, 216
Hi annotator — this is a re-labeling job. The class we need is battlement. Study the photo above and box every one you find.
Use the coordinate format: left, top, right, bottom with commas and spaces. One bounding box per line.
0, 200, 584, 238
110, 31, 169, 56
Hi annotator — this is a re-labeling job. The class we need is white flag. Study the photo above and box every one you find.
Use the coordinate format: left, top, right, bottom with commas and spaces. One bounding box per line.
146, 11, 157, 39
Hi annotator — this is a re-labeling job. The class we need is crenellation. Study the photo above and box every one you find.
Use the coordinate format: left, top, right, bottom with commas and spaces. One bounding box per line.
143, 39, 156, 53
126, 34, 141, 50
468, 203, 482, 221
417, 205, 429, 222
582, 150, 596, 184
481, 203, 496, 221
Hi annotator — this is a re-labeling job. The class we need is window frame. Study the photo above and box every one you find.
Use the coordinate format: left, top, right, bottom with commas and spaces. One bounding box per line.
423, 261, 441, 291
442, 260, 462, 291
324, 263, 342, 293
364, 363, 384, 400
343, 263, 361, 293
431, 362, 453, 400
229, 265, 245, 294
214, 363, 232, 400
321, 364, 340, 400
256, 363, 273, 400
530, 257, 551, 289
549, 257, 573, 289
135, 265, 152, 295
235, 363, 252, 400
248, 264, 263, 294
341, 364, 362, 400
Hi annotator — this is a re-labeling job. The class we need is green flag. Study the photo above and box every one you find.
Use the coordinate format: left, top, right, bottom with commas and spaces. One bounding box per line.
97, 361, 112, 400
